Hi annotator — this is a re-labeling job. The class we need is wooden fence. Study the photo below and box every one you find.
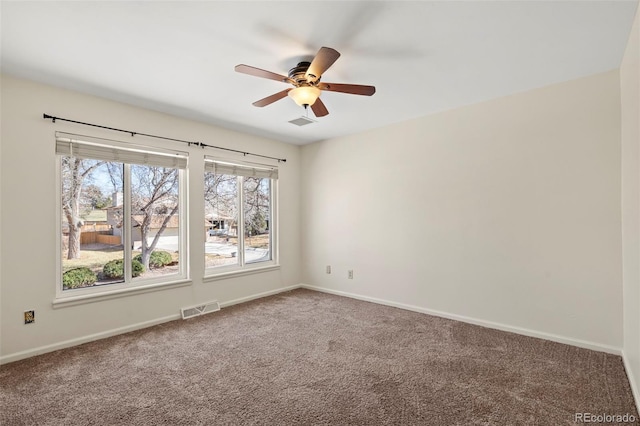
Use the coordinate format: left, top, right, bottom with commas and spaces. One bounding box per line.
80, 223, 111, 232
97, 234, 121, 245
80, 232, 121, 245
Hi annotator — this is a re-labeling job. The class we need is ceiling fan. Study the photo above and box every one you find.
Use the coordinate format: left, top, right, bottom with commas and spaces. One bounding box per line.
235, 47, 376, 117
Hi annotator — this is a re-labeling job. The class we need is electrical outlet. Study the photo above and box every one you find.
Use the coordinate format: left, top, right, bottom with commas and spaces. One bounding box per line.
326, 265, 331, 274
24, 310, 35, 324
348, 270, 354, 279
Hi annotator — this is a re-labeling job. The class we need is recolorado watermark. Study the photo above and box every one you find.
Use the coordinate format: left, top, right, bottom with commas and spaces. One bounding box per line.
575, 412, 637, 423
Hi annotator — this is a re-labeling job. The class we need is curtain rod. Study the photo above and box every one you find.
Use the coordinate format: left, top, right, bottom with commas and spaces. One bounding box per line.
43, 114, 287, 163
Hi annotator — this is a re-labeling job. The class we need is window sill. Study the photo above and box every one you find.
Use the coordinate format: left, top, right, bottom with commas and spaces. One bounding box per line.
203, 264, 280, 282
52, 279, 192, 309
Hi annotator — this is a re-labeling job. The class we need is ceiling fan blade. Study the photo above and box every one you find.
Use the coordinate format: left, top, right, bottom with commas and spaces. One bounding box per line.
235, 64, 292, 84
305, 47, 340, 83
252, 89, 292, 107
318, 82, 376, 96
310, 97, 329, 117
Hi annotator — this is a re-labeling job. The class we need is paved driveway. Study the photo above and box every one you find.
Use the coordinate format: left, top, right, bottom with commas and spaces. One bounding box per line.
144, 235, 269, 262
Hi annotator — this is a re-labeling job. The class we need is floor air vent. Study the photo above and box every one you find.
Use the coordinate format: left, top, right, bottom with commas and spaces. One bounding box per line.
181, 300, 220, 320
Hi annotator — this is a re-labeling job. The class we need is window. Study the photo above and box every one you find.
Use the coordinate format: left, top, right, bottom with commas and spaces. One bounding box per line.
57, 133, 188, 297
204, 158, 277, 274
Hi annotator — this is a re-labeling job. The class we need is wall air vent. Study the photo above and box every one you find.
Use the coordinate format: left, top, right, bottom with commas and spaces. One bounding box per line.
289, 116, 317, 126
181, 300, 221, 320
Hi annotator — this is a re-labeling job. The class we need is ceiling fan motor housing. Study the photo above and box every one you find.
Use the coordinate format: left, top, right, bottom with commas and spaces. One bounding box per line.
289, 62, 316, 85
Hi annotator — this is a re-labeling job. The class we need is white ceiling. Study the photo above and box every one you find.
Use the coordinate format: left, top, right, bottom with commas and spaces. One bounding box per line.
1, 1, 638, 145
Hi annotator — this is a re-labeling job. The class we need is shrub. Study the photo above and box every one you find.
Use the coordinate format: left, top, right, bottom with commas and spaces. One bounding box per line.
103, 259, 145, 279
63, 267, 97, 289
134, 251, 172, 268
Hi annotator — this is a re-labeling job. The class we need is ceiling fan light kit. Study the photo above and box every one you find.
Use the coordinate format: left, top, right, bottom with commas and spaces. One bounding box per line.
235, 46, 375, 118
288, 86, 321, 107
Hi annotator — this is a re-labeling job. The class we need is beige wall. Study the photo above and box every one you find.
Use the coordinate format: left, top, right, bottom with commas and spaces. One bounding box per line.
622, 5, 640, 408
301, 70, 623, 351
0, 75, 301, 362
0, 54, 632, 366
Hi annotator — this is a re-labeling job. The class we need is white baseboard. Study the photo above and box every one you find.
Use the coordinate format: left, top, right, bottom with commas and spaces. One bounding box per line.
622, 350, 640, 413
1, 285, 302, 365
218, 284, 302, 308
300, 284, 622, 356
2, 283, 621, 365
0, 314, 181, 365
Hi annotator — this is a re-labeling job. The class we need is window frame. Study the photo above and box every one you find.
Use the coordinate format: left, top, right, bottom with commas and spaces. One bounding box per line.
54, 133, 190, 303
203, 157, 279, 278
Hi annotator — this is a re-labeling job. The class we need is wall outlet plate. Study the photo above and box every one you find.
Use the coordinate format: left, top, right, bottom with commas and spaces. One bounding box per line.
24, 310, 35, 324
326, 265, 331, 274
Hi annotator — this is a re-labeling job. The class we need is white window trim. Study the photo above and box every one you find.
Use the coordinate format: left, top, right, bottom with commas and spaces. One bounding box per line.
52, 278, 192, 309
203, 264, 280, 283
203, 157, 279, 278
54, 135, 190, 304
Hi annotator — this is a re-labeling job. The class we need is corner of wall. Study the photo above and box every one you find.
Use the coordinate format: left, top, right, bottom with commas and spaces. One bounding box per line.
621, 1, 640, 414
0, 74, 4, 360
623, 350, 640, 414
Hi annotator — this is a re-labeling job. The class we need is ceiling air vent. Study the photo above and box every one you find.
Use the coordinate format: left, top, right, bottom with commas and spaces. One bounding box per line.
181, 300, 220, 320
289, 116, 317, 126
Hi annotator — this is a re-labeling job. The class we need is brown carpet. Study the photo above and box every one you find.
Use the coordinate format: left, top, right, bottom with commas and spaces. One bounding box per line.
1, 289, 638, 425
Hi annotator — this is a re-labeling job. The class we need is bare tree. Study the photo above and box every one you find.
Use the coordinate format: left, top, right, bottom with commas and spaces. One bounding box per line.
131, 165, 180, 269
204, 173, 237, 234
61, 158, 105, 259
81, 184, 109, 209
243, 177, 270, 237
